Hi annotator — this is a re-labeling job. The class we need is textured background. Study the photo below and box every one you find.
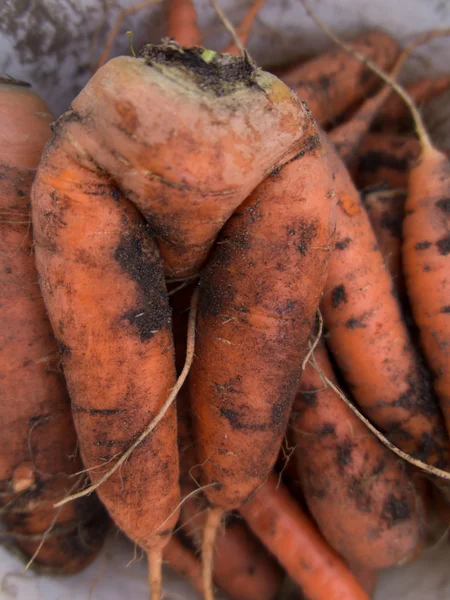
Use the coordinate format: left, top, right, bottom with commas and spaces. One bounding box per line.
1, 1, 450, 598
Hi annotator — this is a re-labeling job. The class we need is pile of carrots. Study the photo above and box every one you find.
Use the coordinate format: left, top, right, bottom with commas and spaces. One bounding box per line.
2, 1, 450, 599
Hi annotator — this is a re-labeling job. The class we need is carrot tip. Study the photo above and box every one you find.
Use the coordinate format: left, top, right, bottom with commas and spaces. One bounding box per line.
202, 507, 223, 600
148, 547, 163, 600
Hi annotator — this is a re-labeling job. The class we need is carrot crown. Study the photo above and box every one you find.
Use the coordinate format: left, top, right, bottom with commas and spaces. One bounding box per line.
139, 41, 262, 97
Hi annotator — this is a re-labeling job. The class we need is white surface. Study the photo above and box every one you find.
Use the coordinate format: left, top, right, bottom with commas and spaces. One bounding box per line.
1, 1, 450, 598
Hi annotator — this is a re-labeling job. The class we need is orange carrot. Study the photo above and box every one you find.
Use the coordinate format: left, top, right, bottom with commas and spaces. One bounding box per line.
167, 0, 201, 46
290, 342, 424, 569
319, 130, 450, 467
280, 32, 399, 126
403, 134, 450, 437
189, 117, 335, 598
0, 79, 108, 573
240, 473, 370, 600
362, 185, 407, 286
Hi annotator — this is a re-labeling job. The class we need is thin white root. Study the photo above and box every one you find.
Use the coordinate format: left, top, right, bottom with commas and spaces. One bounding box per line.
54, 287, 200, 508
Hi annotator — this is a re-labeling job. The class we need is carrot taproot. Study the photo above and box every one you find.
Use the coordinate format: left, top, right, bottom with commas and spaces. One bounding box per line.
30, 71, 181, 600
189, 120, 335, 597
163, 536, 204, 595
240, 473, 369, 600
0, 79, 108, 573
377, 75, 450, 128
290, 341, 425, 569
280, 32, 399, 127
362, 185, 407, 286
318, 130, 450, 469
177, 386, 284, 600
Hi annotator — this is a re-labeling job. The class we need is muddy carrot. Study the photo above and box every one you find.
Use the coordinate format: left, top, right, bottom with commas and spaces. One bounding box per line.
0, 79, 108, 573
290, 342, 424, 569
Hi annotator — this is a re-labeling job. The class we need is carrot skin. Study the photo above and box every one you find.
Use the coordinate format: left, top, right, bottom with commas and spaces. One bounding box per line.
291, 343, 425, 569
320, 131, 450, 467
403, 147, 450, 436
281, 32, 399, 127
356, 133, 450, 189
0, 82, 107, 572
190, 125, 336, 510
362, 185, 407, 286
240, 473, 370, 600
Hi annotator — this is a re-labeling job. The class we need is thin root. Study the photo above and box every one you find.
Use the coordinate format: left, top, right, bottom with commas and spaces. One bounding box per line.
310, 353, 450, 481
202, 507, 223, 600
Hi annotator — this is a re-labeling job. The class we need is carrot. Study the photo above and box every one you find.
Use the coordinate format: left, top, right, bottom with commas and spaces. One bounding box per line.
167, 0, 201, 46
0, 79, 108, 573
280, 32, 399, 127
362, 185, 407, 286
377, 75, 450, 129
240, 473, 370, 600
290, 342, 425, 569
177, 386, 284, 600
163, 536, 204, 595
319, 130, 450, 468
189, 120, 335, 597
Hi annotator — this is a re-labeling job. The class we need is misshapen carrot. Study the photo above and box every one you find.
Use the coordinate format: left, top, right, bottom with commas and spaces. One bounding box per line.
0, 80, 108, 572
362, 185, 407, 286
280, 32, 399, 127
290, 342, 424, 569
64, 45, 309, 278
240, 473, 369, 600
319, 131, 450, 467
